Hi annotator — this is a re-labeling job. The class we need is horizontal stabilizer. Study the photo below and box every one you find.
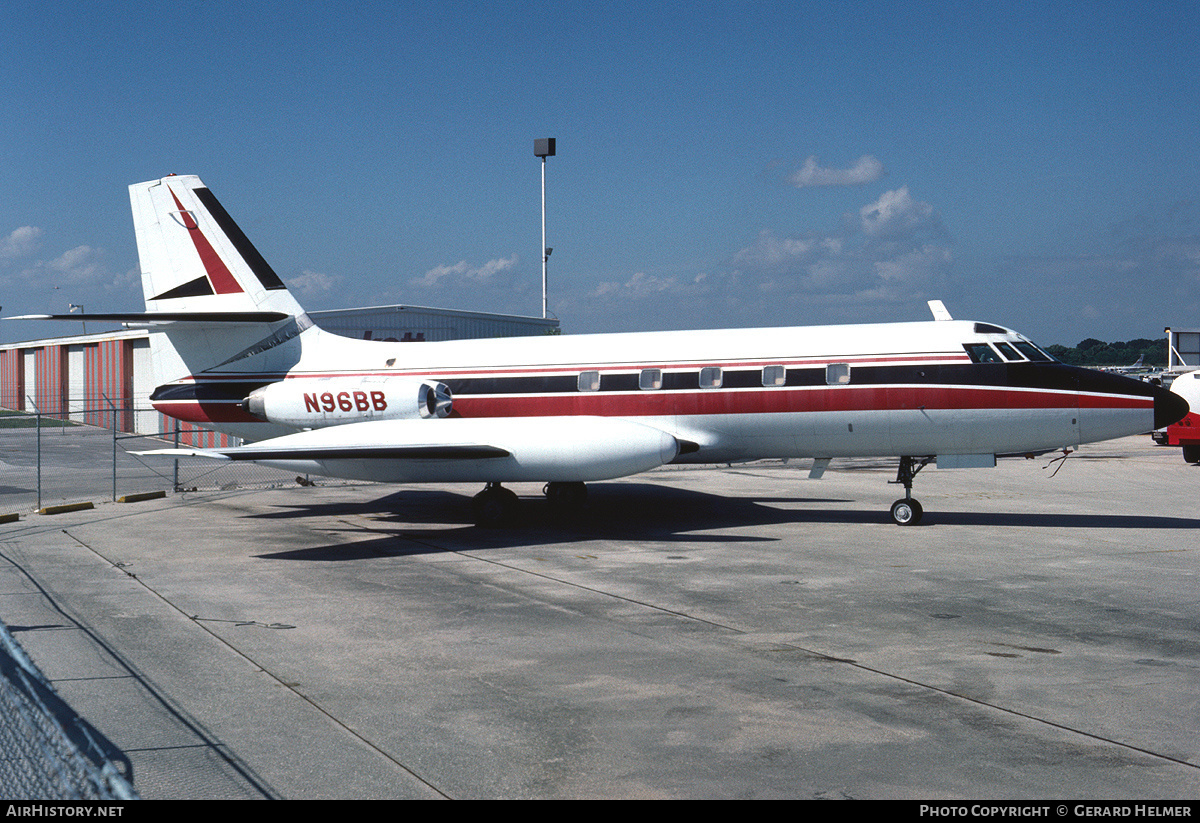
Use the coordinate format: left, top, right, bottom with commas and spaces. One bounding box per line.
136, 448, 231, 460
6, 311, 292, 325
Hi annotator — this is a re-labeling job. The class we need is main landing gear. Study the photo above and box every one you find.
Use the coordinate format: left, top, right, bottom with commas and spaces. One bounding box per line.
472, 481, 589, 527
889, 456, 933, 526
473, 462, 936, 527
543, 481, 588, 514
472, 483, 520, 527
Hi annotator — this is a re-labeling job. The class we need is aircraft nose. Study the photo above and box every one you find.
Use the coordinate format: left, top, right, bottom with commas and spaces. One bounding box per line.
1154, 386, 1190, 430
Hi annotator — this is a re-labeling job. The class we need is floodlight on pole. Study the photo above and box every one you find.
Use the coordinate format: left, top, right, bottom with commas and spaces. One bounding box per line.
69, 303, 86, 335
534, 138, 556, 319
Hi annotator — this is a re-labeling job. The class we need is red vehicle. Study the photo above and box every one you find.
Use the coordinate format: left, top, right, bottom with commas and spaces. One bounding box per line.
1165, 371, 1200, 463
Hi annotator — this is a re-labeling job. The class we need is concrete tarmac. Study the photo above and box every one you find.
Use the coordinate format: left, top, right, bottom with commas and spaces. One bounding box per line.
1, 435, 1198, 799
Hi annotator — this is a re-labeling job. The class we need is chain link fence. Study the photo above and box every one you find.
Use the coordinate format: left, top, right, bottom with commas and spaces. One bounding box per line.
0, 620, 138, 801
1, 403, 373, 513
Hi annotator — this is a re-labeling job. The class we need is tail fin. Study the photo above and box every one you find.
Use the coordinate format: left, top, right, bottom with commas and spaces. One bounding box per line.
130, 175, 305, 317
129, 176, 314, 386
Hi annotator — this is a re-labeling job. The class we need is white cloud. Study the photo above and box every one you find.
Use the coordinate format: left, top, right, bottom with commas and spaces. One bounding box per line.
556, 185, 956, 333
287, 269, 342, 296
0, 226, 43, 261
722, 188, 953, 313
412, 255, 519, 288
2, 243, 133, 294
44, 245, 104, 284
731, 231, 843, 272
789, 155, 884, 188
859, 187, 939, 238
866, 244, 953, 297
590, 271, 710, 299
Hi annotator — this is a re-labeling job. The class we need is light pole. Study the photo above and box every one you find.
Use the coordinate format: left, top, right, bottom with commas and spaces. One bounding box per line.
534, 138, 556, 319
69, 303, 86, 335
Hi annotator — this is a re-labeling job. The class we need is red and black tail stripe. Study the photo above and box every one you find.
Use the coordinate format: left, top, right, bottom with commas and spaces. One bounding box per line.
150, 184, 288, 301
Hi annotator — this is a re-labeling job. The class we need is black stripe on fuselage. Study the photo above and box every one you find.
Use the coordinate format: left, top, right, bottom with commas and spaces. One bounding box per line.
150, 381, 273, 403
443, 363, 1154, 398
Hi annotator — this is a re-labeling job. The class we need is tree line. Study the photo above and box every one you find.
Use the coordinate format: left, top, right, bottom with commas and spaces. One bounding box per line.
1043, 338, 1165, 367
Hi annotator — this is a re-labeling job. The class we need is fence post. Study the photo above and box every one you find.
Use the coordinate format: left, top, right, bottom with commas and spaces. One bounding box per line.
102, 395, 117, 503
27, 396, 41, 511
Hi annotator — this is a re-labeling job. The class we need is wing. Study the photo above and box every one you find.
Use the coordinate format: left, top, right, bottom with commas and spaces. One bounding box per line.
137, 415, 684, 484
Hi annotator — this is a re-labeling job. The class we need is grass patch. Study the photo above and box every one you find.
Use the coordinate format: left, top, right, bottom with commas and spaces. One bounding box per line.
0, 410, 79, 429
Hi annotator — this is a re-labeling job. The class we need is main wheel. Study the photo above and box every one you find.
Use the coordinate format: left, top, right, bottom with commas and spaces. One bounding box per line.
544, 481, 588, 515
890, 498, 924, 526
1184, 445, 1200, 464
473, 485, 519, 527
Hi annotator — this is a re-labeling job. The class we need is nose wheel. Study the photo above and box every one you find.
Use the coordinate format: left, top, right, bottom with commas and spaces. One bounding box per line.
890, 497, 924, 526
889, 456, 932, 526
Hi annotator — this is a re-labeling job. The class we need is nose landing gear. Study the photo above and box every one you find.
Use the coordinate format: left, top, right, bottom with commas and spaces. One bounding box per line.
889, 456, 932, 526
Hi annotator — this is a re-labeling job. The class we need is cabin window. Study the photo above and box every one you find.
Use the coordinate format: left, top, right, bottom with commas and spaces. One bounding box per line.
826, 363, 851, 385
577, 370, 600, 392
964, 343, 1002, 363
994, 342, 1023, 361
639, 368, 663, 390
699, 367, 723, 389
762, 365, 786, 387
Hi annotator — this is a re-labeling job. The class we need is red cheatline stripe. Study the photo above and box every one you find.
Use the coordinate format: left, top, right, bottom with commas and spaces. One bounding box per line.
451, 386, 1150, 418
167, 186, 243, 295
152, 384, 1151, 425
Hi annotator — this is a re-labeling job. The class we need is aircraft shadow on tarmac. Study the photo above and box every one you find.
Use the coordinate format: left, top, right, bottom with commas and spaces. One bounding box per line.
252, 484, 864, 560
249, 483, 1200, 561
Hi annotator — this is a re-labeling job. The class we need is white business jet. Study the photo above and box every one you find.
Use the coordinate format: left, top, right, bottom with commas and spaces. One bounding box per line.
14, 176, 1189, 526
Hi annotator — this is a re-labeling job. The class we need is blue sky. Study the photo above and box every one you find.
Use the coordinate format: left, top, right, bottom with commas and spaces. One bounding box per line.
2, 1, 1198, 347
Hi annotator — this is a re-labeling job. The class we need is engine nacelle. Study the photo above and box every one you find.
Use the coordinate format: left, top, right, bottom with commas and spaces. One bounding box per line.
244, 377, 452, 428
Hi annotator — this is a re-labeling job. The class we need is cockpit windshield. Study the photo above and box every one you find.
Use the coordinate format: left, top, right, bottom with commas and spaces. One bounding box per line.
1012, 341, 1055, 362
964, 343, 1002, 363
963, 340, 1056, 363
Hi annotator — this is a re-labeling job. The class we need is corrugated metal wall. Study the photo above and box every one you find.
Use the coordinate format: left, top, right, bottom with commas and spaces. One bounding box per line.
34, 346, 68, 418
1, 349, 23, 410
82, 339, 133, 430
